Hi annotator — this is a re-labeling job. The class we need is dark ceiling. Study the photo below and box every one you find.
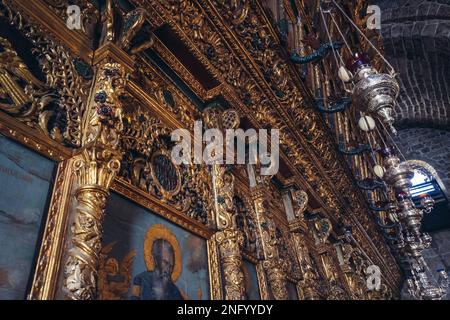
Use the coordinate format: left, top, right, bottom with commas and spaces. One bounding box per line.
374, 0, 450, 130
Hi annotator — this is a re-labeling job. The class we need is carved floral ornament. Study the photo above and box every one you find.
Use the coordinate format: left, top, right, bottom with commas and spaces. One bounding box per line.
0, 1, 91, 148
140, 0, 398, 273
118, 102, 214, 226
0, 0, 406, 300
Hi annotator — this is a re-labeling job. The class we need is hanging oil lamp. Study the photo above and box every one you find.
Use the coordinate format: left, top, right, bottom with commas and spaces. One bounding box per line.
347, 53, 400, 134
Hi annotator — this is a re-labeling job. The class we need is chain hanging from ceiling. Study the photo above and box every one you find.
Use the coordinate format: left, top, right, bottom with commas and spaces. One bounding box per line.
300, 0, 450, 300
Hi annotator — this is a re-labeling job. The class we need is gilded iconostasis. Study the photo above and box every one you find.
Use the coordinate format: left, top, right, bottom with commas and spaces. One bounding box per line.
2, 0, 446, 303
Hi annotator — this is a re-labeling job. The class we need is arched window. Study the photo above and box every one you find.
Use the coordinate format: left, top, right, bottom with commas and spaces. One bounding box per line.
406, 160, 447, 202
410, 168, 437, 198
404, 160, 449, 231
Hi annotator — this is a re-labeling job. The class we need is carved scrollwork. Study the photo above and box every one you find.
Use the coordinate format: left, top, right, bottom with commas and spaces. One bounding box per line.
263, 258, 288, 300
42, 0, 99, 39
118, 102, 213, 226
84, 62, 126, 148
200, 105, 246, 299
327, 281, 349, 300
145, 1, 402, 290
314, 217, 333, 244
292, 236, 327, 299
234, 195, 258, 257
248, 174, 288, 300
211, 165, 246, 299
215, 229, 245, 300
133, 60, 198, 127
213, 164, 238, 230
216, 0, 249, 25
275, 226, 301, 279
0, 1, 91, 147
292, 189, 308, 219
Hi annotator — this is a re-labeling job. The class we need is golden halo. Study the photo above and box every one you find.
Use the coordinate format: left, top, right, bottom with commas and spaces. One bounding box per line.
144, 224, 182, 282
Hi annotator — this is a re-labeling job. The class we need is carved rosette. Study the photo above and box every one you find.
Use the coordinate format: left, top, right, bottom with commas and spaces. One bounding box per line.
63, 62, 127, 300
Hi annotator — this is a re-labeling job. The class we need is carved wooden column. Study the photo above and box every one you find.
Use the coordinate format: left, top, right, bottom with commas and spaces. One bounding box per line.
63, 44, 133, 300
247, 166, 288, 300
212, 165, 246, 300
282, 188, 319, 300
203, 107, 245, 300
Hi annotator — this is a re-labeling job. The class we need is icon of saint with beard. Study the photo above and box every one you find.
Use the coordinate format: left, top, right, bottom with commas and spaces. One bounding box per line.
131, 224, 184, 300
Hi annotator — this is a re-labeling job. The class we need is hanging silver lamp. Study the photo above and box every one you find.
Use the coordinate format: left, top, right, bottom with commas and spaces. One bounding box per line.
348, 53, 400, 134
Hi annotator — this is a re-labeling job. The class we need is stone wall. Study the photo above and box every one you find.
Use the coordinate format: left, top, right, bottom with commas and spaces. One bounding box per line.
366, 0, 450, 300
373, 0, 450, 128
394, 127, 450, 196
394, 127, 450, 299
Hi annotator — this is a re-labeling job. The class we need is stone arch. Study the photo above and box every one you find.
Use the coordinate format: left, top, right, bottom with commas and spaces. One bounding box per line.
404, 159, 447, 195
372, 0, 450, 129
394, 127, 450, 198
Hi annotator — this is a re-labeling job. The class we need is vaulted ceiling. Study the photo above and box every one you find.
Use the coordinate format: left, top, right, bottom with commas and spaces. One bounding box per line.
374, 0, 450, 129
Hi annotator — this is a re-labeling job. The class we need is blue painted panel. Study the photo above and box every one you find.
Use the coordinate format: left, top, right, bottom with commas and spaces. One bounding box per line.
0, 135, 54, 299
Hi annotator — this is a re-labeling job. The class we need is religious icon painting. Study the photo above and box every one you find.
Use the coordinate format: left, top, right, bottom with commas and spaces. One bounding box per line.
0, 135, 55, 299
99, 192, 210, 300
241, 259, 261, 300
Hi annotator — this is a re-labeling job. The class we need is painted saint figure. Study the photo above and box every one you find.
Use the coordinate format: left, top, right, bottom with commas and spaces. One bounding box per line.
131, 239, 184, 300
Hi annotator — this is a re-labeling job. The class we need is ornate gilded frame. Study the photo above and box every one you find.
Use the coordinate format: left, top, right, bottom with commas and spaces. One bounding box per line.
0, 0, 220, 299
0, 0, 403, 300
0, 113, 73, 300
110, 178, 221, 300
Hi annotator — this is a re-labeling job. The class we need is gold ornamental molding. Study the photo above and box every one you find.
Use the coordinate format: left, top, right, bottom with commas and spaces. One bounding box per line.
112, 178, 213, 239
127, 80, 187, 131
29, 159, 75, 299
248, 173, 289, 300
207, 236, 223, 300
130, 0, 344, 208
131, 0, 401, 292
0, 112, 71, 161
151, 37, 223, 101
0, 0, 403, 299
10, 0, 93, 62
136, 1, 328, 219
195, 2, 401, 288
93, 42, 135, 73
203, 107, 246, 300
63, 38, 134, 298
